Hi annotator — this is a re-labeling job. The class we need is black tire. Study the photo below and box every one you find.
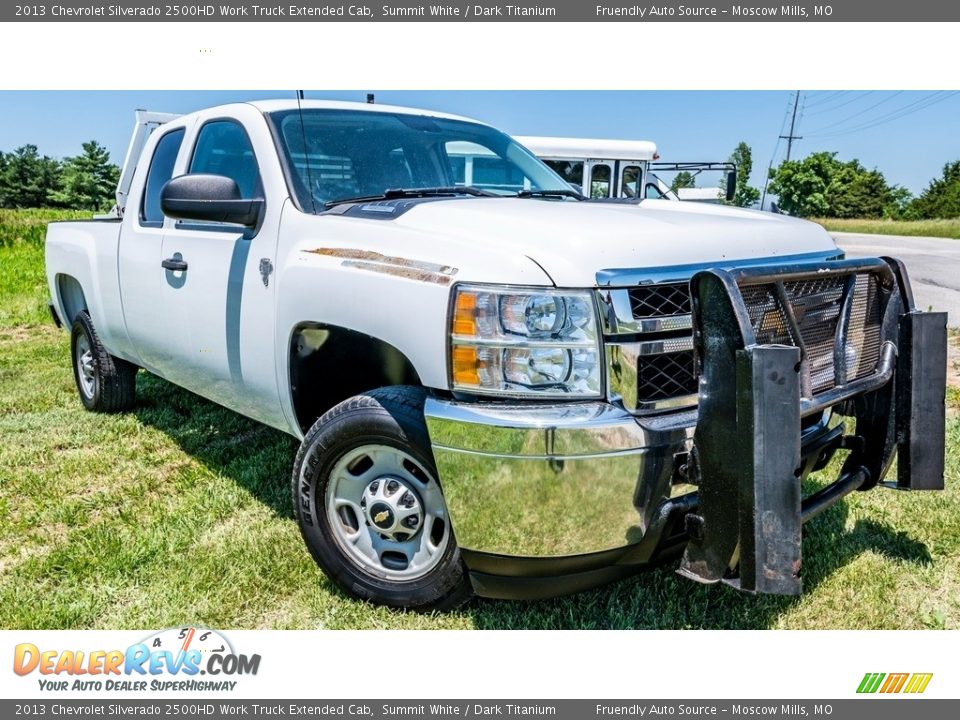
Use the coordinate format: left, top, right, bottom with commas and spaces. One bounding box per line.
292, 386, 472, 611
70, 310, 137, 413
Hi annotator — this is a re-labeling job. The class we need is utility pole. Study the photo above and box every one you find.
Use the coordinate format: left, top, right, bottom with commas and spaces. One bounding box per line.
762, 91, 804, 210
780, 90, 803, 161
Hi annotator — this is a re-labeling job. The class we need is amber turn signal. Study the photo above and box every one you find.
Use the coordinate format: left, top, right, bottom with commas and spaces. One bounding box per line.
453, 291, 478, 337
451, 346, 480, 386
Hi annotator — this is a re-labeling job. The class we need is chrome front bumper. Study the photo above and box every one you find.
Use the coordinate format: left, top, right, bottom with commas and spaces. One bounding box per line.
423, 398, 696, 558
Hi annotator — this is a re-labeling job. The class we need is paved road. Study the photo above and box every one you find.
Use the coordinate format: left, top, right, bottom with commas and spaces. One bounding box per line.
833, 232, 960, 326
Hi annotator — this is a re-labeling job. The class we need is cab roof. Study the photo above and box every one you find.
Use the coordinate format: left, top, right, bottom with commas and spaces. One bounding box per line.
246, 98, 485, 126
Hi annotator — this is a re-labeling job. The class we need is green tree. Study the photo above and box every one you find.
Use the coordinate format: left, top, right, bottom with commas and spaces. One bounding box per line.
768, 151, 897, 218
884, 185, 913, 219
907, 161, 960, 219
725, 141, 761, 208
671, 171, 696, 191
0, 144, 63, 208
827, 161, 891, 219
767, 151, 837, 217
49, 141, 120, 211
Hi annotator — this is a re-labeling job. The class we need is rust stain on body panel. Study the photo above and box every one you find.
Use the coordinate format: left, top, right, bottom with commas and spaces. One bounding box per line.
303, 247, 458, 285
342, 260, 456, 285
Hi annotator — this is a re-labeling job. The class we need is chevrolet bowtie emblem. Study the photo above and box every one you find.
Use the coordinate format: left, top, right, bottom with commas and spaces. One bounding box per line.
374, 510, 389, 524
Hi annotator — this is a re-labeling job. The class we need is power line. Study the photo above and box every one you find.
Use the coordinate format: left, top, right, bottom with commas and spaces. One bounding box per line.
805, 91, 872, 117
804, 91, 904, 135
803, 90, 852, 109
807, 91, 958, 138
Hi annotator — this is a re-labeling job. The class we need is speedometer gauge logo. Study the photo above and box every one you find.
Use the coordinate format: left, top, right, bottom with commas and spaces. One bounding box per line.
140, 627, 235, 662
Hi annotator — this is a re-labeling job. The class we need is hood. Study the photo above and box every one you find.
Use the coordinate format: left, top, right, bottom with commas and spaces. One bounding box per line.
330, 197, 840, 287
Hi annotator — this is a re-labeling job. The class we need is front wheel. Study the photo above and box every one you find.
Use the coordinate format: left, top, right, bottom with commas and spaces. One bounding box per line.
292, 386, 472, 610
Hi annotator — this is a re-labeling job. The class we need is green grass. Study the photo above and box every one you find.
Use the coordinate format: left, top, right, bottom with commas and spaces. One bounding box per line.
1, 209, 958, 629
0, 209, 92, 327
813, 217, 960, 240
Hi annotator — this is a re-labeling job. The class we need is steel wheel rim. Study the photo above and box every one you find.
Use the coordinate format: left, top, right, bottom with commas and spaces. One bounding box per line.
75, 334, 95, 399
325, 444, 450, 581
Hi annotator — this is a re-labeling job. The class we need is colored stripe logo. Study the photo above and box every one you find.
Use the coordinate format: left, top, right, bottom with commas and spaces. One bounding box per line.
857, 672, 933, 694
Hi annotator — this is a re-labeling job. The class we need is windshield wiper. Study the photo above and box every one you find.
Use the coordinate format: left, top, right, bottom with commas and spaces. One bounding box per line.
324, 186, 498, 210
516, 188, 586, 200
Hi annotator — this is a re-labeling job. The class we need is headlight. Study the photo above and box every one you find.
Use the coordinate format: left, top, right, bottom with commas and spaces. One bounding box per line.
449, 285, 602, 398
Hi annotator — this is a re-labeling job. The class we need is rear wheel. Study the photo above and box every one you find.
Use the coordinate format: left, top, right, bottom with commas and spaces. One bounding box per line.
292, 386, 471, 610
70, 311, 137, 412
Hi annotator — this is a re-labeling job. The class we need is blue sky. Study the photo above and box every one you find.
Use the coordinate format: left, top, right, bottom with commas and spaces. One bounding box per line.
0, 90, 957, 194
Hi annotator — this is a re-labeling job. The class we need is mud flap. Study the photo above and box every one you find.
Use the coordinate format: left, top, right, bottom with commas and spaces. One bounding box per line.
896, 311, 947, 490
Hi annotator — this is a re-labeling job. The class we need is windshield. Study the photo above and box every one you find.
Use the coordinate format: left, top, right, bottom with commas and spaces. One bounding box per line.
269, 108, 568, 212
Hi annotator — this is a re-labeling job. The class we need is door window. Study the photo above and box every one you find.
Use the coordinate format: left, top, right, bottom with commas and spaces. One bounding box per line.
590, 164, 612, 198
189, 120, 261, 198
620, 165, 642, 198
140, 128, 185, 227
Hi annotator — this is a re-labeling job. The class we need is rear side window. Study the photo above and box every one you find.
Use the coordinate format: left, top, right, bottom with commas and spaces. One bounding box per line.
140, 128, 185, 226
189, 120, 261, 198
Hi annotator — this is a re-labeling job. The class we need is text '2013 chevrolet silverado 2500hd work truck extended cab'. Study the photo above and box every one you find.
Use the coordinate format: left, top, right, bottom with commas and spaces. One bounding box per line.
45, 100, 947, 610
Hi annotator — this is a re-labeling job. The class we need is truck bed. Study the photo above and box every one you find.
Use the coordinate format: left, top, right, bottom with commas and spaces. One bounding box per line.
45, 218, 136, 364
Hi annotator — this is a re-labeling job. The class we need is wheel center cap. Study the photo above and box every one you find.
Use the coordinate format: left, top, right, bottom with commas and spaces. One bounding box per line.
361, 476, 424, 540
368, 502, 395, 530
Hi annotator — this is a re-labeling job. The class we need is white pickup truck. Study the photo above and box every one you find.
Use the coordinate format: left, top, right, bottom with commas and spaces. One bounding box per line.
45, 100, 946, 610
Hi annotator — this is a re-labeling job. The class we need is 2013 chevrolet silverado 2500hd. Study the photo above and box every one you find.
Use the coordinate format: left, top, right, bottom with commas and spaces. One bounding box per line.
45, 100, 947, 609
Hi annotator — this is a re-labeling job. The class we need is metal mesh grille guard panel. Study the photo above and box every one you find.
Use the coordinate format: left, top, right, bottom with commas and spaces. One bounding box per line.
623, 283, 697, 407
637, 351, 699, 402
628, 283, 691, 318
737, 273, 884, 395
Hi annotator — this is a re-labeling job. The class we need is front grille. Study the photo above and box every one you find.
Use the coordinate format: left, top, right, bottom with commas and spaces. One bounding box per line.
739, 275, 883, 394
628, 283, 690, 318
637, 351, 699, 401
621, 282, 698, 408
605, 267, 888, 414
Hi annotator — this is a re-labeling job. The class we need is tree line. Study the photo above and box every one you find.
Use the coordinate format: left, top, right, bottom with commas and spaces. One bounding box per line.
3, 138, 959, 221
677, 141, 959, 220
766, 151, 960, 220
0, 142, 120, 212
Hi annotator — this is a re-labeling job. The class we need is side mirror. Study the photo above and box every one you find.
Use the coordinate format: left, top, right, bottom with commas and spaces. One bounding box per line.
160, 174, 264, 228
725, 169, 737, 203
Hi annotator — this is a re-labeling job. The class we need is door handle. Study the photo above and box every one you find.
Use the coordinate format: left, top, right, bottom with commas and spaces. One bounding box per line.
161, 257, 188, 272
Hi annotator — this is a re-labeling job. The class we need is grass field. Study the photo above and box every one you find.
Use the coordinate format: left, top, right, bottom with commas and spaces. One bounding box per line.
1, 209, 959, 630
813, 217, 960, 239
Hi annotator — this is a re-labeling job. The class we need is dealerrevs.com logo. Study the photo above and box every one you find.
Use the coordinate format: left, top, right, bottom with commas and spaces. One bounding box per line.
13, 628, 260, 693
857, 672, 933, 694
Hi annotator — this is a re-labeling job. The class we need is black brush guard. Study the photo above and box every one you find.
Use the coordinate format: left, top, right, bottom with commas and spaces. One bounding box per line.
678, 257, 946, 595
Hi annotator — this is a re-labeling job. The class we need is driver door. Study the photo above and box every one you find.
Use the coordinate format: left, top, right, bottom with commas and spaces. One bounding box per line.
158, 119, 278, 422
